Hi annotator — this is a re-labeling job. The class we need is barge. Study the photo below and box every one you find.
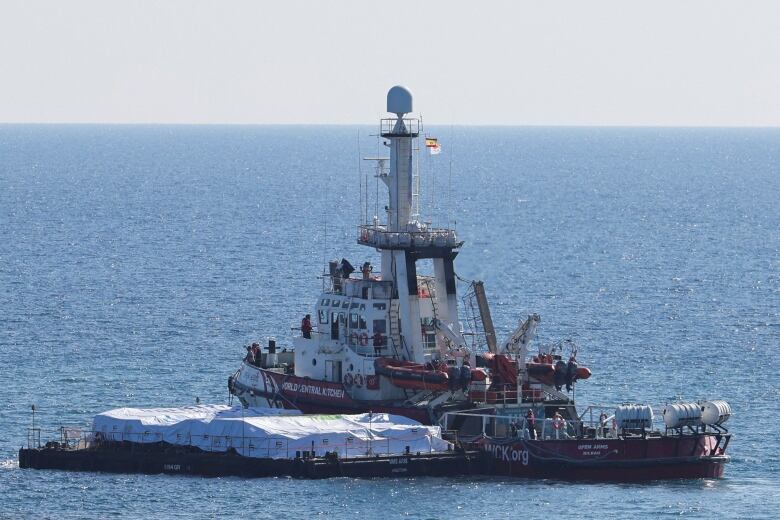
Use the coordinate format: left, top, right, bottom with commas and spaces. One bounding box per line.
19, 443, 483, 479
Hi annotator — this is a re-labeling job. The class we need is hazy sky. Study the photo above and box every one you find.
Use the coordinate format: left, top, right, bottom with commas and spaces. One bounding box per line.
2, 0, 779, 125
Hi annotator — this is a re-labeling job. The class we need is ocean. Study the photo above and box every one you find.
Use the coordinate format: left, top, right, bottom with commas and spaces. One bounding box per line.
1, 125, 778, 518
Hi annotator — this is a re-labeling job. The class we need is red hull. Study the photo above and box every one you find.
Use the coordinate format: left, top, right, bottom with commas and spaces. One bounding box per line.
479, 435, 729, 481
230, 367, 434, 424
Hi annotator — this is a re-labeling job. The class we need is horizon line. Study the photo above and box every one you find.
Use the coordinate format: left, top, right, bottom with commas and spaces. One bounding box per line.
1, 121, 779, 129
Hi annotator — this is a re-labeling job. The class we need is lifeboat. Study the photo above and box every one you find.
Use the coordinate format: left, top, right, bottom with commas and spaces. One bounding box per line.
526, 361, 591, 386
374, 358, 450, 391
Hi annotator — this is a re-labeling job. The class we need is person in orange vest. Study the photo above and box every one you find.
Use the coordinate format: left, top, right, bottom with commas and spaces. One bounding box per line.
301, 314, 313, 339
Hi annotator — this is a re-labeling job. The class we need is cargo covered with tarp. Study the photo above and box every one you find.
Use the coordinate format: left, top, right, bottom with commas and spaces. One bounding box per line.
93, 405, 450, 459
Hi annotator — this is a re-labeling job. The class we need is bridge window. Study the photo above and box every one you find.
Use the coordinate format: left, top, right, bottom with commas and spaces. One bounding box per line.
318, 309, 328, 324
373, 319, 387, 334
350, 313, 367, 330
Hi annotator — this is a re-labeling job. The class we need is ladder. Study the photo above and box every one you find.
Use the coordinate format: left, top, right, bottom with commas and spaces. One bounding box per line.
421, 278, 438, 321
388, 300, 404, 359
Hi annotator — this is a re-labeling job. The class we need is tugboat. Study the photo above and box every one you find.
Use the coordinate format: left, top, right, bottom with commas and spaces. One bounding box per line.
228, 86, 732, 479
228, 85, 587, 424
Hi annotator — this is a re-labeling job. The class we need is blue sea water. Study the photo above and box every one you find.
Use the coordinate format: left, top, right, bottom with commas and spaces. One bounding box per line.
0, 125, 778, 519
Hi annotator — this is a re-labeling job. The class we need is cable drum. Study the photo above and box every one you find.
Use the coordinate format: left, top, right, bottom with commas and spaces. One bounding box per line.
700, 400, 731, 426
614, 405, 653, 430
662, 403, 702, 428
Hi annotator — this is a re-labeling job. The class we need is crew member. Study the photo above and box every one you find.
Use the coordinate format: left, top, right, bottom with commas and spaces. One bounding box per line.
552, 411, 567, 440
526, 409, 537, 440
251, 343, 261, 367
372, 331, 384, 356
301, 314, 313, 339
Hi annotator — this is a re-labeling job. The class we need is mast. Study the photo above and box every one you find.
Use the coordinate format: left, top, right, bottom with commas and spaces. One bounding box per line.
358, 86, 463, 364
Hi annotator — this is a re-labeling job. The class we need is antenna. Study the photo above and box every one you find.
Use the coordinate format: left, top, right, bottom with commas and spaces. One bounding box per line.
358, 130, 363, 225
448, 125, 454, 230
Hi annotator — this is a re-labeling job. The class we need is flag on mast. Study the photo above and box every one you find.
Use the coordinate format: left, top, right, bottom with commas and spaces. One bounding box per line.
425, 136, 441, 155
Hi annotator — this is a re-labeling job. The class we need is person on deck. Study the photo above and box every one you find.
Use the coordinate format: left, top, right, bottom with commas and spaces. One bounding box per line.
250, 343, 261, 367
552, 411, 567, 440
526, 409, 537, 440
372, 331, 384, 356
301, 314, 313, 339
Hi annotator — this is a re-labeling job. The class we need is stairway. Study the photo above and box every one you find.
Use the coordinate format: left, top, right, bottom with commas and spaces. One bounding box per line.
389, 300, 403, 359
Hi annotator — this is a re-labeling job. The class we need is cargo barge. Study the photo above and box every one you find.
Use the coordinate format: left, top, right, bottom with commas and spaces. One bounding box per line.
19, 442, 483, 479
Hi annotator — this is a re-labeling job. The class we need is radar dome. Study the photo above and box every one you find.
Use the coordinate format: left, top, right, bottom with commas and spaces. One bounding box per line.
387, 86, 413, 116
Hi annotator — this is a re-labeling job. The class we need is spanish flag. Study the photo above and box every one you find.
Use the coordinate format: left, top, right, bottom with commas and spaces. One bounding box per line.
425, 137, 438, 148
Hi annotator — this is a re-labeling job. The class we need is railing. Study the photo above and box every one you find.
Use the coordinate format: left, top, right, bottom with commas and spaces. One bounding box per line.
441, 411, 598, 443
358, 225, 461, 250
380, 117, 421, 137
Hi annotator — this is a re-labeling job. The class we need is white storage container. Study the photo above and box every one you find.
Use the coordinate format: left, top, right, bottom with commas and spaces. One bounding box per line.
700, 400, 731, 426
614, 405, 653, 429
662, 402, 702, 428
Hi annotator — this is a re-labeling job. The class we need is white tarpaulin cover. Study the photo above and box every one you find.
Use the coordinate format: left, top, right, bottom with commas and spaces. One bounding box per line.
93, 405, 450, 459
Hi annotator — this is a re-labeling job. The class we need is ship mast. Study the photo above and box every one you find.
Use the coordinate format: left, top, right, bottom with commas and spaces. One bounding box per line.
358, 86, 463, 364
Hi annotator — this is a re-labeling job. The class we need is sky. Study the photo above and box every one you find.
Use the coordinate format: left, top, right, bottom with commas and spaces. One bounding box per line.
1, 0, 779, 125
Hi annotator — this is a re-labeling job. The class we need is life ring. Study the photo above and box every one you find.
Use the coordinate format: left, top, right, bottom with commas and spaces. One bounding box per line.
552, 416, 565, 430
349, 332, 359, 346
359, 332, 369, 346
344, 373, 354, 388
354, 374, 364, 387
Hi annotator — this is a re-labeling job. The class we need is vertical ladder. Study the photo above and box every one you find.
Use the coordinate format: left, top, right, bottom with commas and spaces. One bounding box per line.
411, 146, 420, 220
388, 300, 405, 359
421, 278, 438, 321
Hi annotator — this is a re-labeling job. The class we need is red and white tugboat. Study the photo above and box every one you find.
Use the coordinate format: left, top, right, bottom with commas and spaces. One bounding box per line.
229, 85, 490, 424
228, 86, 731, 479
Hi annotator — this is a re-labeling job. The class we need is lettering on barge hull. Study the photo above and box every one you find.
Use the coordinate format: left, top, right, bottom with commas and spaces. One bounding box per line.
483, 443, 530, 466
